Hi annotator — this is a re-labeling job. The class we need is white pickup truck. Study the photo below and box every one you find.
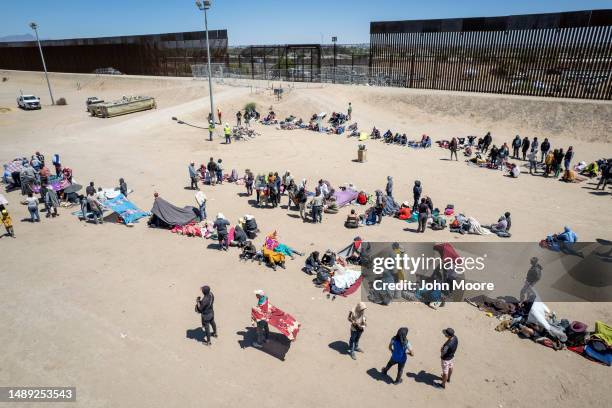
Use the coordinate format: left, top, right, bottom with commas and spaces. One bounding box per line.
17, 94, 41, 110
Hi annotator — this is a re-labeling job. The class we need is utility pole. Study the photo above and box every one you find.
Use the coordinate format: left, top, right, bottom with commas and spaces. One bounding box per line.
30, 22, 55, 105
195, 0, 214, 122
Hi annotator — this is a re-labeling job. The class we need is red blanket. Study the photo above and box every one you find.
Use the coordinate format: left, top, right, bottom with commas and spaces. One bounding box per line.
324, 276, 364, 297
252, 299, 301, 341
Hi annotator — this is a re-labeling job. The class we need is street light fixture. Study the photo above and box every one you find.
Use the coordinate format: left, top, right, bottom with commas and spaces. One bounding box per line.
195, 0, 214, 124
29, 22, 55, 105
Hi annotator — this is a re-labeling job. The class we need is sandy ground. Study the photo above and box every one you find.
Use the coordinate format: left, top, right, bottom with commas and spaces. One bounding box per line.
0, 70, 611, 408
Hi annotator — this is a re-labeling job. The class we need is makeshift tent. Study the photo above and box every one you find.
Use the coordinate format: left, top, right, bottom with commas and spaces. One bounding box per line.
103, 193, 150, 224
333, 188, 359, 208
149, 197, 199, 228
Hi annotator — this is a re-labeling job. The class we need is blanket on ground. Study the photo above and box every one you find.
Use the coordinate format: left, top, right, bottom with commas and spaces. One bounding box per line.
103, 193, 150, 224
333, 188, 359, 207
326, 275, 364, 297
382, 195, 399, 216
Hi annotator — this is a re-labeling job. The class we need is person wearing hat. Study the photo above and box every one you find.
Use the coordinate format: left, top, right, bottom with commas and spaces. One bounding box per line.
1, 207, 15, 237
195, 286, 217, 346
223, 123, 232, 144
188, 162, 198, 190
347, 302, 367, 360
520, 257, 542, 302
438, 328, 458, 389
195, 191, 207, 220
208, 120, 215, 142
382, 327, 414, 384
214, 213, 230, 251
252, 290, 270, 348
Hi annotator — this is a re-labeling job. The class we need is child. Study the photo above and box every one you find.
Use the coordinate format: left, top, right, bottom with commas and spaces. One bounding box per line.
1, 208, 15, 237
119, 178, 128, 197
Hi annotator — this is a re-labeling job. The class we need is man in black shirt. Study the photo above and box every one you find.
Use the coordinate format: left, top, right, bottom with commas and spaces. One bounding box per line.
438, 328, 458, 389
195, 286, 217, 346
417, 198, 430, 233
520, 257, 542, 302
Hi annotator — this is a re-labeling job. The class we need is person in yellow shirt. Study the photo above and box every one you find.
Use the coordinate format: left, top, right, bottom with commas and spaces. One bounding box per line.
1, 208, 15, 238
223, 123, 231, 144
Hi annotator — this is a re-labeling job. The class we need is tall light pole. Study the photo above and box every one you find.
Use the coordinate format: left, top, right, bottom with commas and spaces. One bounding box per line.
30, 22, 55, 105
195, 0, 214, 123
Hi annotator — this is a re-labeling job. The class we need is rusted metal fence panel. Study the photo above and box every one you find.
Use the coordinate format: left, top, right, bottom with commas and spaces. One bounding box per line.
0, 30, 228, 77
370, 9, 612, 99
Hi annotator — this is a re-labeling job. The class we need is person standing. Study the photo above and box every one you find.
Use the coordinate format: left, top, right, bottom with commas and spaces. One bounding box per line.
214, 213, 230, 250
482, 132, 492, 153
86, 181, 96, 197
348, 302, 367, 360
208, 120, 215, 142
527, 149, 539, 175
385, 176, 393, 198
216, 159, 224, 184
87, 192, 104, 224
512, 135, 522, 158
297, 186, 308, 222
310, 189, 324, 223
217, 108, 222, 125
437, 328, 458, 389
347, 102, 353, 120
245, 169, 254, 196
375, 190, 385, 224
25, 192, 40, 222
252, 290, 270, 348
521, 136, 530, 160
236, 111, 242, 127
449, 137, 458, 161
188, 162, 198, 190
1, 208, 15, 237
119, 178, 128, 197
417, 198, 430, 233
44, 185, 59, 218
520, 257, 542, 302
52, 154, 62, 176
554, 148, 564, 177
564, 146, 574, 171
531, 137, 539, 153
195, 191, 207, 220
224, 123, 232, 144
207, 157, 217, 185
382, 327, 414, 385
412, 180, 422, 211
195, 286, 217, 346
540, 138, 550, 163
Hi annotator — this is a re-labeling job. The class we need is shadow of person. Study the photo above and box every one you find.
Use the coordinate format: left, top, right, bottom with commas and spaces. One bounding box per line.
407, 370, 441, 387
366, 368, 393, 384
186, 327, 206, 344
328, 340, 349, 355
236, 328, 290, 361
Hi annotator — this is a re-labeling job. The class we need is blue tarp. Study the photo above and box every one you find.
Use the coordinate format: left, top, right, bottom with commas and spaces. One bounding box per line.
103, 193, 150, 224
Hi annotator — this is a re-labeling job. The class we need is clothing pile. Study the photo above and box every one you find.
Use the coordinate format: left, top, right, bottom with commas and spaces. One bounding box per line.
171, 222, 203, 237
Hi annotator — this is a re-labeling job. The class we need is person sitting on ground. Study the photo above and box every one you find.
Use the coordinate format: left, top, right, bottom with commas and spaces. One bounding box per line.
345, 209, 360, 229
396, 202, 412, 220
231, 225, 248, 248
304, 251, 320, 275
486, 214, 509, 234
560, 168, 576, 183
240, 241, 260, 263
321, 250, 336, 269
383, 129, 393, 143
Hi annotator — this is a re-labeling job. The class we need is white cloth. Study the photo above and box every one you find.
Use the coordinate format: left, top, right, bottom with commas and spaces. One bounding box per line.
332, 265, 362, 290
